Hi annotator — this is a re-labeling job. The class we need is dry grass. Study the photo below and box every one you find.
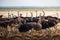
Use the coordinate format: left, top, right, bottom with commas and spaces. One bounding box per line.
0, 23, 60, 40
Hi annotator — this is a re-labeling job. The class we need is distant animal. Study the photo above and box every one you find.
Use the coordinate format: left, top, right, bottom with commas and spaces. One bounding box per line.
18, 24, 32, 32
18, 22, 42, 32
0, 21, 10, 28
41, 18, 57, 29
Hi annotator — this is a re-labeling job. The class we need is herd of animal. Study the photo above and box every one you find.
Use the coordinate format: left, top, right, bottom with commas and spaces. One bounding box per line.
0, 12, 60, 33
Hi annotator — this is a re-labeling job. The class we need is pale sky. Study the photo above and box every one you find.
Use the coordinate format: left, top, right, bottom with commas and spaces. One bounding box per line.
0, 0, 60, 7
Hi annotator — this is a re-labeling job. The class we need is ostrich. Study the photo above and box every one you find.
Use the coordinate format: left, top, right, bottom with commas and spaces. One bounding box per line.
0, 15, 3, 18
18, 23, 32, 32
18, 12, 42, 32
41, 16, 58, 29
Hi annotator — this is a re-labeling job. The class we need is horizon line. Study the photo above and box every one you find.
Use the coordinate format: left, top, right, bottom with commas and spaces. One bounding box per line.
0, 6, 60, 9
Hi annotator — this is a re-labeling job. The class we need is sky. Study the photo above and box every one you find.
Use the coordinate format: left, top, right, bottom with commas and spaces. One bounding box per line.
0, 0, 60, 7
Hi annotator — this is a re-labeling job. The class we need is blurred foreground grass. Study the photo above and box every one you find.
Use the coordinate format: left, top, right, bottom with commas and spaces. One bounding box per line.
0, 23, 60, 40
